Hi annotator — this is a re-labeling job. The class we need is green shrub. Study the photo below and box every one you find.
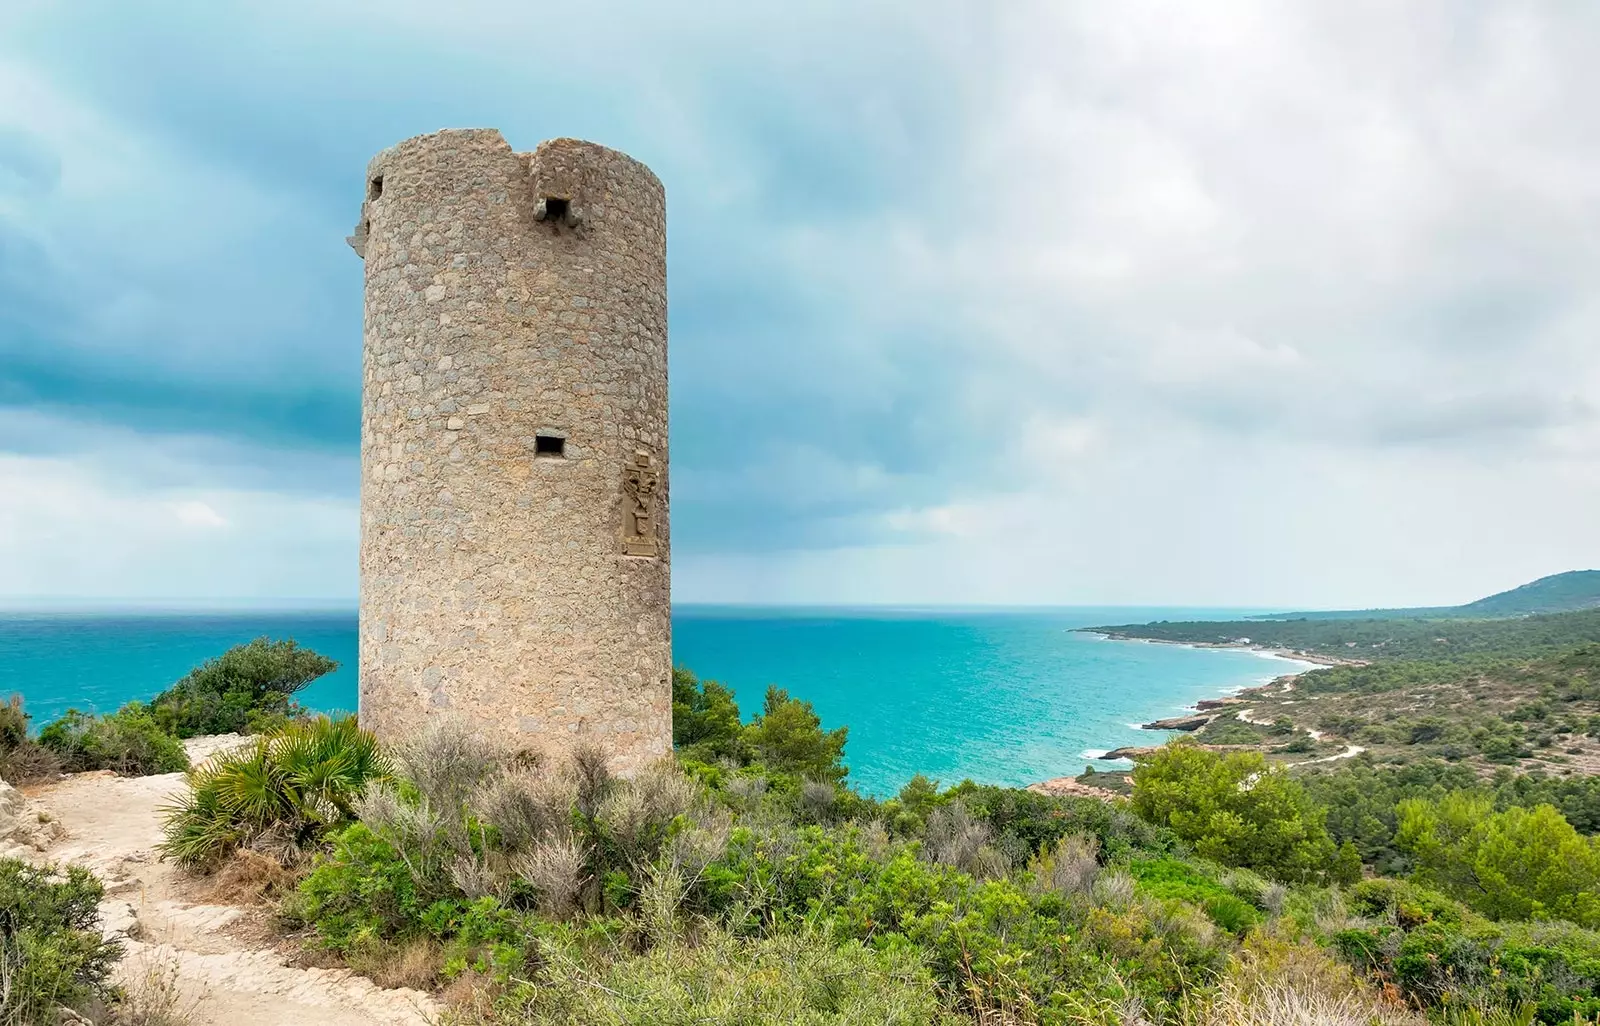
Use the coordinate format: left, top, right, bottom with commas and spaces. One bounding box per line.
469, 926, 955, 1025
1128, 858, 1262, 934
1131, 740, 1337, 882
38, 702, 188, 776
1331, 840, 1364, 886
947, 780, 1175, 864
150, 637, 337, 738
0, 696, 27, 752
285, 822, 426, 951
0, 858, 121, 1024
1336, 878, 1600, 1022
699, 820, 1231, 1020
159, 715, 387, 869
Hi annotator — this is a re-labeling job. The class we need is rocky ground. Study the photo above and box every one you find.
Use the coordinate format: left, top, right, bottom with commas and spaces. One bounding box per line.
3, 736, 438, 1026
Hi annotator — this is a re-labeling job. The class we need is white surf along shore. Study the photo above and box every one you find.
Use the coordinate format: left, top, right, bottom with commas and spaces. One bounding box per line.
1034, 633, 1359, 795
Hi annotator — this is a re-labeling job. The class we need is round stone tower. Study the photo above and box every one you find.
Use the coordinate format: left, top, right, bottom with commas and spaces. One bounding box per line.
349, 129, 670, 774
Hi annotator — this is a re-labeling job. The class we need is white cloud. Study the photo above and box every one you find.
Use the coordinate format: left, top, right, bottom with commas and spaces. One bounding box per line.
676, 1, 1600, 604
0, 454, 355, 602
169, 500, 228, 529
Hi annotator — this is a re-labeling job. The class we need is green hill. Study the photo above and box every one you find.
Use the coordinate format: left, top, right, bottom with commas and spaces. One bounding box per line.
1087, 606, 1600, 663
1255, 569, 1600, 621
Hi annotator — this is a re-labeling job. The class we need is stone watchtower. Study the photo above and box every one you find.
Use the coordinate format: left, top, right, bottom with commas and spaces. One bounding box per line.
349, 129, 670, 773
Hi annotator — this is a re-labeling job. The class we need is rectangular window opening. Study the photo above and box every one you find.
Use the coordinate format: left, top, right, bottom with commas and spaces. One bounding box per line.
369, 175, 384, 201
535, 434, 566, 457
543, 196, 570, 221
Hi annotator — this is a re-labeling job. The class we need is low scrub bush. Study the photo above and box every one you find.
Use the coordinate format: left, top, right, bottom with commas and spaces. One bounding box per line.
109, 954, 202, 1026
38, 703, 188, 776
1336, 878, 1600, 1022
457, 927, 956, 1026
159, 715, 386, 869
285, 821, 425, 952
1193, 931, 1423, 1026
945, 780, 1176, 863
261, 667, 1600, 1024
292, 723, 732, 979
1127, 858, 1262, 934
0, 858, 120, 1024
0, 695, 60, 784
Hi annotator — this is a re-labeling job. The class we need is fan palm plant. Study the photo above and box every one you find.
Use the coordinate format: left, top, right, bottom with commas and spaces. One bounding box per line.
159, 715, 389, 870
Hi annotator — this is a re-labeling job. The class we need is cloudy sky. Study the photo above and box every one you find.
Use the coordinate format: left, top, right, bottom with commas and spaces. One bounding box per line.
1, 1, 1596, 609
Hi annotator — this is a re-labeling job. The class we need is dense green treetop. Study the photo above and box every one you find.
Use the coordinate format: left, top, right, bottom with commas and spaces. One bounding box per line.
1130, 741, 1336, 883
672, 667, 850, 784
150, 637, 338, 737
1397, 792, 1600, 928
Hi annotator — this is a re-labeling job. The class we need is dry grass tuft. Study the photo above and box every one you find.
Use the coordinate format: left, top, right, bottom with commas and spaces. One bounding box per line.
472, 768, 574, 851
567, 743, 613, 819
1092, 869, 1137, 909
1189, 933, 1424, 1026
513, 833, 588, 918
0, 742, 61, 786
110, 956, 203, 1026
393, 719, 501, 814
202, 849, 300, 906
437, 967, 494, 1012
924, 800, 1010, 879
1031, 833, 1100, 898
346, 937, 444, 992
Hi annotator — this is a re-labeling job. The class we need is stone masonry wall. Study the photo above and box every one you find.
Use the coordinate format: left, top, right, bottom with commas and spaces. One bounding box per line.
352, 129, 670, 774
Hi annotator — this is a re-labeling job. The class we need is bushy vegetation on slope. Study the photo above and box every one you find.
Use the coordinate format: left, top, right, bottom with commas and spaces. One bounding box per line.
137, 666, 1600, 1024
0, 639, 340, 782
1097, 631, 1600, 789
0, 858, 120, 1024
1129, 743, 1348, 884
39, 703, 189, 776
1396, 793, 1600, 928
1301, 757, 1600, 876
0, 696, 61, 784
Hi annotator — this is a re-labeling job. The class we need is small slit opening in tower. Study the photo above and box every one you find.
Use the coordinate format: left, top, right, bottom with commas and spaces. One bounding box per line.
543, 197, 570, 221
368, 175, 384, 201
535, 434, 566, 457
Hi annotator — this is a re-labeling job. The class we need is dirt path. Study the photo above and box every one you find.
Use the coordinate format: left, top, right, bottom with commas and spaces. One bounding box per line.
1290, 744, 1367, 766
20, 738, 437, 1026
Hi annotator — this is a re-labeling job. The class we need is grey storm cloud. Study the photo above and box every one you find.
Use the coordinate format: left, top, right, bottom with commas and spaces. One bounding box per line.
0, 0, 1597, 605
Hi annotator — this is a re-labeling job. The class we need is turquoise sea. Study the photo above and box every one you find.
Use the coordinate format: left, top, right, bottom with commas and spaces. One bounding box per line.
0, 606, 1310, 796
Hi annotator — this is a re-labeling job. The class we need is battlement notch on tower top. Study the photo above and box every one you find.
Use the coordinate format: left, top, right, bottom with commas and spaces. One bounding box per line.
348, 130, 664, 259
353, 128, 670, 775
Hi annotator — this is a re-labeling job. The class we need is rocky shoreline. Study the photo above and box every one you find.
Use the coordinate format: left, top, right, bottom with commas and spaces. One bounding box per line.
1027, 636, 1351, 790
